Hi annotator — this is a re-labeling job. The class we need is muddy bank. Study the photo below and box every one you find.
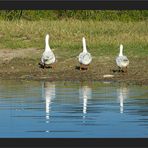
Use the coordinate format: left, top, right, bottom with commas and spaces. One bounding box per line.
0, 49, 148, 85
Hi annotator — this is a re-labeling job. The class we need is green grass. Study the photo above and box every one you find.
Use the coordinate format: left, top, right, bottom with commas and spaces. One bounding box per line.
0, 10, 148, 21
0, 19, 147, 58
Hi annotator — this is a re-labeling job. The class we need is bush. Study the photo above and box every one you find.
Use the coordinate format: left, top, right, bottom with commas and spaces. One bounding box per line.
0, 10, 147, 21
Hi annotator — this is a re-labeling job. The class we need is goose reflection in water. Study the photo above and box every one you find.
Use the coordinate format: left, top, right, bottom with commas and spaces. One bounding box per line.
79, 85, 92, 121
117, 86, 129, 114
42, 82, 55, 123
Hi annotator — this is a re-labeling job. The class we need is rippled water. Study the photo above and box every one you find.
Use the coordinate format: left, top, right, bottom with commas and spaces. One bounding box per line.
0, 80, 148, 138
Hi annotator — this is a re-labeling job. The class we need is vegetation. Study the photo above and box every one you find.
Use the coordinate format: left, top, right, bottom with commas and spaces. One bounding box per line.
0, 19, 147, 58
0, 10, 147, 84
0, 10, 148, 21
0, 10, 147, 61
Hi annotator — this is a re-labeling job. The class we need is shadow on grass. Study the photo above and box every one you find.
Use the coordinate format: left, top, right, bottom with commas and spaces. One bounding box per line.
38, 62, 53, 69
75, 66, 88, 71
75, 66, 80, 70
112, 69, 127, 73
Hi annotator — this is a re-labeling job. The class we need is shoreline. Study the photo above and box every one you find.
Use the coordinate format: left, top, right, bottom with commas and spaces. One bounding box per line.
0, 48, 147, 86
0, 71, 148, 86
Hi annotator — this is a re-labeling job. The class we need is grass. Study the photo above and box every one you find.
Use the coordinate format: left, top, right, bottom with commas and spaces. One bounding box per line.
0, 10, 148, 21
0, 19, 148, 59
0, 19, 147, 84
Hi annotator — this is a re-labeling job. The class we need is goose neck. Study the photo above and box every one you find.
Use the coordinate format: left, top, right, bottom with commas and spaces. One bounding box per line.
83, 48, 88, 53
82, 37, 87, 53
45, 35, 50, 51
119, 46, 123, 56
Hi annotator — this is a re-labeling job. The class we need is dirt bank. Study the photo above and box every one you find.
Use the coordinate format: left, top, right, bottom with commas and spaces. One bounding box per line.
0, 48, 148, 85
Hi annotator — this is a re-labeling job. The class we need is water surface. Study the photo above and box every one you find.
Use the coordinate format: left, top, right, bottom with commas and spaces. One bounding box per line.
0, 80, 148, 138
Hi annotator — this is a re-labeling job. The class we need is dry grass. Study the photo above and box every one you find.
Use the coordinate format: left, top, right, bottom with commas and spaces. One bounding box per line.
0, 20, 147, 58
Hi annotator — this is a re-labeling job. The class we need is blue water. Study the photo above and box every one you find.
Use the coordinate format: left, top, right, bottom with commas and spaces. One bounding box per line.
0, 80, 148, 138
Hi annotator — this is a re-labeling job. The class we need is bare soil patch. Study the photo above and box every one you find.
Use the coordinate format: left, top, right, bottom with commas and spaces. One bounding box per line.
0, 48, 41, 62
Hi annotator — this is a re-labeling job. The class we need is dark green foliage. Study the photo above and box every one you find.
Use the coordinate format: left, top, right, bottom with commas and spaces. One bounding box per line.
0, 10, 23, 20
0, 10, 147, 21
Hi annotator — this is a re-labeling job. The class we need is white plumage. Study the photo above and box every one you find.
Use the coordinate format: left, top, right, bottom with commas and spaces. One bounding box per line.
79, 37, 92, 65
41, 34, 56, 66
116, 44, 129, 70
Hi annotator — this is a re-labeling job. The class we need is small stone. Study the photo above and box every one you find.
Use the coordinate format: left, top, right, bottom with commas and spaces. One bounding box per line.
103, 74, 114, 78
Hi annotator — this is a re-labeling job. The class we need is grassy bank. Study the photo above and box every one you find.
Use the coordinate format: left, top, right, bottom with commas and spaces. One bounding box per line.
0, 19, 147, 84
0, 20, 148, 57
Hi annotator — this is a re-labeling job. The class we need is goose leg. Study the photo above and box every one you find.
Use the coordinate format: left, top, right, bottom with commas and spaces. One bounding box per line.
124, 67, 128, 73
51, 63, 55, 69
80, 64, 82, 71
118, 66, 121, 72
39, 62, 45, 69
42, 63, 45, 69
85, 65, 88, 70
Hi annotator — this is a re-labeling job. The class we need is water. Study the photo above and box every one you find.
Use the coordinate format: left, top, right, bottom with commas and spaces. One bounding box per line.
0, 80, 148, 138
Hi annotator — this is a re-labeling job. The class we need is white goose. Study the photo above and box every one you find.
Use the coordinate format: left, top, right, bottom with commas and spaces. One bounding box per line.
78, 37, 92, 70
40, 34, 56, 68
116, 44, 129, 72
